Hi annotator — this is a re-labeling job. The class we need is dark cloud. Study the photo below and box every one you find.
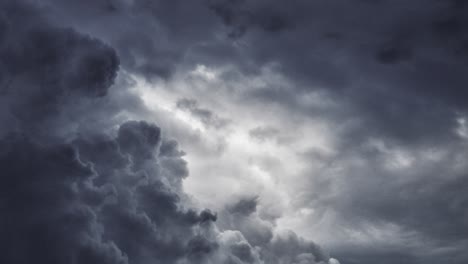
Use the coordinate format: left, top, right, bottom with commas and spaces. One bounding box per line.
0, 135, 128, 264
201, 1, 468, 262
176, 98, 230, 129
218, 197, 274, 248
0, 1, 338, 264
208, 0, 292, 38
0, 122, 220, 264
297, 139, 468, 263
38, 0, 223, 80
0, 0, 119, 139
375, 45, 413, 64
264, 231, 330, 264
186, 235, 219, 261
0, 1, 214, 263
228, 196, 259, 216
206, 0, 468, 145
4, 0, 467, 263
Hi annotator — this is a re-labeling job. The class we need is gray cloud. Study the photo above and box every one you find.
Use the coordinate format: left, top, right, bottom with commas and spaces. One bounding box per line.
204, 1, 468, 262
249, 126, 280, 142
0, 2, 217, 262
0, 1, 119, 139
3, 0, 468, 263
37, 0, 223, 80
207, 0, 293, 39
294, 139, 468, 263
228, 196, 259, 216
206, 0, 468, 144
0, 1, 338, 264
176, 98, 230, 129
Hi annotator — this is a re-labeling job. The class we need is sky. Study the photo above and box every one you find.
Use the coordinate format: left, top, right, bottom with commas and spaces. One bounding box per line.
1, 0, 468, 263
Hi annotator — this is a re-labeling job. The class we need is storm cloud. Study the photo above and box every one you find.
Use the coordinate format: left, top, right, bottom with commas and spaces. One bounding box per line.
2, 0, 468, 263
0, 1, 338, 264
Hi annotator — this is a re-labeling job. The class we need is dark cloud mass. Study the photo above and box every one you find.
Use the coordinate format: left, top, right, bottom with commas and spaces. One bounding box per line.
2, 0, 468, 263
0, 0, 337, 264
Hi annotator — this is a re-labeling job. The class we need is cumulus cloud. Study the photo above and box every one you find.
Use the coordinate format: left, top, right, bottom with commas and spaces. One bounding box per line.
3, 0, 468, 263
0, 1, 338, 264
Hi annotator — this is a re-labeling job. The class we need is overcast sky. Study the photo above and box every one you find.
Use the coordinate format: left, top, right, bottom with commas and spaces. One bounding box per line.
1, 0, 468, 264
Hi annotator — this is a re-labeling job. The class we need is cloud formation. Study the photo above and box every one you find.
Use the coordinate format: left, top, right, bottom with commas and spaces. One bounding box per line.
0, 1, 338, 264
3, 0, 468, 263
176, 98, 230, 129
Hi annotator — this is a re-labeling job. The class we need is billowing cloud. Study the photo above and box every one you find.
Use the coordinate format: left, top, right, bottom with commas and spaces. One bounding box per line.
0, 1, 339, 264
3, 0, 468, 263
